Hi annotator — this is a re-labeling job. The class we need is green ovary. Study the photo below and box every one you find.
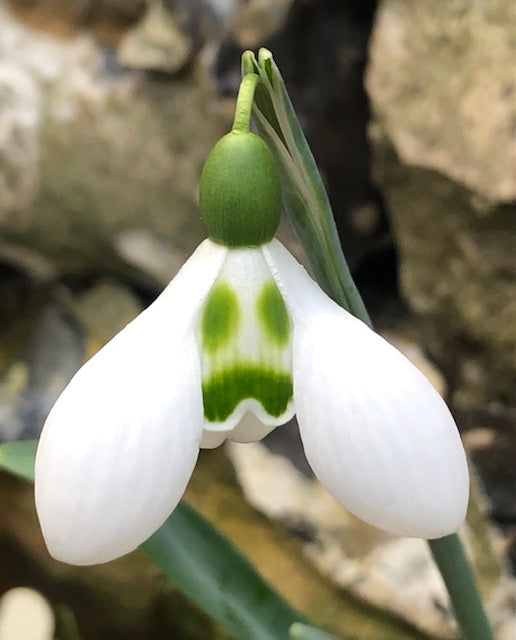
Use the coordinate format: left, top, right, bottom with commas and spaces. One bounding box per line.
201, 282, 240, 354
202, 364, 293, 422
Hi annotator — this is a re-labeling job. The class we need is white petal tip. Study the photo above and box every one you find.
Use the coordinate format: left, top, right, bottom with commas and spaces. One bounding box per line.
289, 296, 470, 541
42, 538, 132, 567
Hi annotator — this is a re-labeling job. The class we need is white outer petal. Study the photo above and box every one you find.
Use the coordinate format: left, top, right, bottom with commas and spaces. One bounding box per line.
35, 240, 227, 565
263, 240, 469, 538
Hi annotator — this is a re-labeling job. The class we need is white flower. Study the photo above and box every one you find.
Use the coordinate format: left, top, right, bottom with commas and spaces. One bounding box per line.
35, 238, 469, 565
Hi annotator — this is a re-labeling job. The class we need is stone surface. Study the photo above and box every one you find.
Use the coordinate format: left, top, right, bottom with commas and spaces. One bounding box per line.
0, 2, 228, 286
229, 0, 294, 48
7, 0, 146, 27
0, 587, 55, 640
0, 275, 142, 444
371, 140, 516, 409
367, 0, 516, 202
367, 0, 516, 411
0, 304, 83, 442
462, 413, 516, 528
117, 1, 193, 73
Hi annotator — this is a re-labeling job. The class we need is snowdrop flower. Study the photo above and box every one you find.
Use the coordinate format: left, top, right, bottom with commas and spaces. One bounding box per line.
35, 129, 469, 566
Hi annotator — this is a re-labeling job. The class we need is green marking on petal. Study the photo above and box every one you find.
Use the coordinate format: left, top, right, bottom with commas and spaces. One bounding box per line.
201, 282, 240, 354
203, 364, 293, 422
256, 281, 291, 347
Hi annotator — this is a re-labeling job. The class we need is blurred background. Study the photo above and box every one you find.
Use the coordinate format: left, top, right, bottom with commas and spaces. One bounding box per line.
0, 0, 514, 638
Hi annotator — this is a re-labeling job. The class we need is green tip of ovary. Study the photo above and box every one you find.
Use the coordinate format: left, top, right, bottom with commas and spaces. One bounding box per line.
202, 365, 293, 423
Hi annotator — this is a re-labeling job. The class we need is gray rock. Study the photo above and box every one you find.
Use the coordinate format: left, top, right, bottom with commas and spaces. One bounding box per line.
0, 276, 143, 444
367, 0, 516, 202
17, 305, 84, 441
229, 0, 294, 48
0, 3, 228, 284
366, 0, 516, 410
0, 298, 83, 443
371, 140, 516, 409
117, 1, 193, 73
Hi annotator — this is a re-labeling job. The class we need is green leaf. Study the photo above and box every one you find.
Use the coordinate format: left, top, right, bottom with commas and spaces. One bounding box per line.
0, 440, 37, 482
244, 49, 371, 328
289, 623, 337, 640
0, 440, 306, 639
143, 504, 306, 640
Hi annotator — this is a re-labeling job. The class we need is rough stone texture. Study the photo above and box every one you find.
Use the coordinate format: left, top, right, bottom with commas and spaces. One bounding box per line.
0, 587, 55, 640
367, 0, 516, 202
7, 0, 146, 27
0, 3, 227, 286
229, 0, 294, 48
366, 0, 516, 410
371, 141, 516, 408
117, 1, 193, 73
0, 273, 143, 445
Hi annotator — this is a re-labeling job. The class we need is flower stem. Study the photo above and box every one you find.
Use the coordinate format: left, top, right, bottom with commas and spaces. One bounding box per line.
232, 73, 260, 134
429, 535, 494, 640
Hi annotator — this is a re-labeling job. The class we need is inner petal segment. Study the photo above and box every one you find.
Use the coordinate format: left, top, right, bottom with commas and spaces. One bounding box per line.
198, 247, 294, 447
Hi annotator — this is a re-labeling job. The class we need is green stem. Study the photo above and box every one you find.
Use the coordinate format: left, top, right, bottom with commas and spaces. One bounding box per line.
429, 535, 494, 640
232, 73, 260, 133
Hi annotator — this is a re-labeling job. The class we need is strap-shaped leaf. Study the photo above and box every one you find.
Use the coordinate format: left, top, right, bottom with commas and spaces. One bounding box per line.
0, 440, 37, 482
242, 49, 371, 327
290, 622, 337, 640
